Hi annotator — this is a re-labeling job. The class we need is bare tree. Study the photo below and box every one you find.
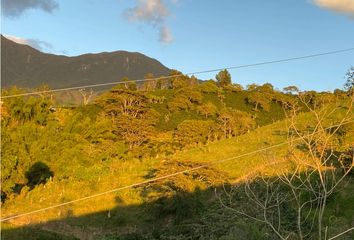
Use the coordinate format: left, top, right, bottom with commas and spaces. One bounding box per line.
218, 93, 354, 239
78, 88, 94, 106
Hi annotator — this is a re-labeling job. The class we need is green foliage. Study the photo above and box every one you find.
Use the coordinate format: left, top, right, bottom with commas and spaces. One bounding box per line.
175, 120, 217, 147
168, 87, 202, 112
344, 66, 354, 93
196, 102, 218, 118
283, 85, 299, 94
5, 69, 348, 240
2, 93, 52, 126
25, 162, 54, 189
223, 83, 243, 92
217, 108, 256, 139
2, 94, 353, 239
169, 70, 189, 89
167, 94, 194, 112
1, 81, 298, 199
114, 115, 157, 149
97, 88, 149, 117
246, 92, 272, 111
198, 80, 219, 93
216, 69, 232, 88
1, 223, 78, 240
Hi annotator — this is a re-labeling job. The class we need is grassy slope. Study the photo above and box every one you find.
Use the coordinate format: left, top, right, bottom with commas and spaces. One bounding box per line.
2, 101, 353, 239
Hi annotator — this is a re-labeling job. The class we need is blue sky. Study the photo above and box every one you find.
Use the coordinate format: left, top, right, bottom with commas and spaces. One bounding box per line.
1, 0, 354, 91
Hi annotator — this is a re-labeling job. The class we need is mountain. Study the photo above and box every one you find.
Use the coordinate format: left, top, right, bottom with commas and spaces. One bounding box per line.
1, 35, 170, 89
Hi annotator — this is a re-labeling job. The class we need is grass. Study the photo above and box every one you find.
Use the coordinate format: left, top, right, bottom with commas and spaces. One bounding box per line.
2, 100, 353, 239
1, 222, 78, 240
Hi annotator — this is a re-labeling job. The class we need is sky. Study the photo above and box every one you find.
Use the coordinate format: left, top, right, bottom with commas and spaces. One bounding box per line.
1, 0, 354, 91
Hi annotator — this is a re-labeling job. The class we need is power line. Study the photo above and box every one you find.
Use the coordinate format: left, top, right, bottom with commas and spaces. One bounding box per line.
1, 120, 352, 222
328, 227, 354, 240
1, 47, 354, 99
0, 142, 288, 222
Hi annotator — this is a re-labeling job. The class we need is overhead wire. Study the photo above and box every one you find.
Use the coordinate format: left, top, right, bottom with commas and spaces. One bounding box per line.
1, 120, 353, 222
1, 47, 354, 99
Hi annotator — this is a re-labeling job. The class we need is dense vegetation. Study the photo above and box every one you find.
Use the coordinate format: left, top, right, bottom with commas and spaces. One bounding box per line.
1, 69, 353, 240
0, 70, 297, 199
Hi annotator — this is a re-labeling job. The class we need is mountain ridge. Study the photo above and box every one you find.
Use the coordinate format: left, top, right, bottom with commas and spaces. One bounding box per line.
1, 35, 170, 89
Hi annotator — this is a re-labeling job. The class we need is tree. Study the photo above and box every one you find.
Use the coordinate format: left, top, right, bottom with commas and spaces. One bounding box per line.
97, 89, 148, 118
189, 75, 199, 87
78, 88, 94, 106
36, 84, 54, 102
114, 114, 157, 149
217, 109, 255, 139
175, 120, 217, 147
247, 83, 274, 93
128, 81, 137, 91
25, 162, 53, 189
143, 73, 156, 91
196, 102, 218, 118
121, 76, 130, 89
216, 69, 232, 88
97, 88, 160, 149
232, 83, 243, 91
168, 95, 194, 112
344, 66, 354, 93
168, 88, 203, 112
247, 83, 260, 91
199, 80, 219, 93
246, 92, 271, 111
2, 93, 52, 126
258, 83, 275, 93
223, 83, 244, 92
218, 95, 354, 240
156, 76, 170, 90
169, 70, 199, 89
283, 85, 299, 94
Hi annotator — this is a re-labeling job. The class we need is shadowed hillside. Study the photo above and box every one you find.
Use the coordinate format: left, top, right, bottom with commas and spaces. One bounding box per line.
1, 36, 170, 89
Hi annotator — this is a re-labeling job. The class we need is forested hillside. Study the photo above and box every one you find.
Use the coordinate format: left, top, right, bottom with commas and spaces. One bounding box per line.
1, 69, 354, 240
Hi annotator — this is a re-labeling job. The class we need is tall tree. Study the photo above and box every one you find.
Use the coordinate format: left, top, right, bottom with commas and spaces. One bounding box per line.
97, 89, 148, 118
344, 66, 354, 93
216, 69, 232, 88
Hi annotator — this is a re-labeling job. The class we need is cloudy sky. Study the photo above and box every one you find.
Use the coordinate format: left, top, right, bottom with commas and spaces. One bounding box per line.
1, 0, 354, 91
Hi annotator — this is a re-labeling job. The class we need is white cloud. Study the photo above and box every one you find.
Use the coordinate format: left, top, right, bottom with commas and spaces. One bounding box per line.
1, 0, 59, 18
124, 0, 176, 43
4, 35, 53, 52
159, 25, 173, 43
313, 0, 354, 17
126, 0, 170, 25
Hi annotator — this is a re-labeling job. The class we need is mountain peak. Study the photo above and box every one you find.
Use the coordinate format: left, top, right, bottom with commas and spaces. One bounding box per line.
1, 36, 170, 89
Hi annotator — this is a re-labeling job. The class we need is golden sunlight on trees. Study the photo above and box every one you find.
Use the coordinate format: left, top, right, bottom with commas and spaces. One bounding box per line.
218, 93, 354, 240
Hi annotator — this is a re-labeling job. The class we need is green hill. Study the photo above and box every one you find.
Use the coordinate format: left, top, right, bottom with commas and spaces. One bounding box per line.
1, 88, 353, 239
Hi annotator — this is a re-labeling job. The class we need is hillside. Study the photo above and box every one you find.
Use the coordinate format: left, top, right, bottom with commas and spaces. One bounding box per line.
2, 100, 353, 240
1, 77, 353, 239
1, 35, 170, 89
